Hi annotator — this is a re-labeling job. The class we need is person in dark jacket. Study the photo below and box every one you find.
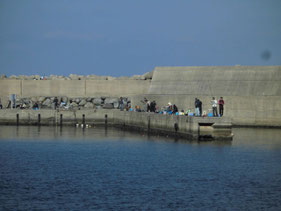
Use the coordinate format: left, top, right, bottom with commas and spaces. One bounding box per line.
198, 99, 202, 116
53, 97, 58, 109
218, 97, 224, 116
195, 98, 200, 116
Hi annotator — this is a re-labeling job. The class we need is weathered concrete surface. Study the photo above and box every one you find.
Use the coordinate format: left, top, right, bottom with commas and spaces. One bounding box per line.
86, 80, 150, 96
0, 109, 232, 140
130, 66, 281, 127
0, 80, 150, 98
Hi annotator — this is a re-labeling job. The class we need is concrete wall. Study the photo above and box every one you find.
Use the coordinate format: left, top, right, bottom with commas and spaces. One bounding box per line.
0, 79, 151, 104
134, 66, 281, 126
1, 65, 281, 126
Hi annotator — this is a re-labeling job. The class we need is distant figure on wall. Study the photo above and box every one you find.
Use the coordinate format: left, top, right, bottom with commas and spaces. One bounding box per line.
53, 97, 58, 109
211, 97, 218, 117
218, 97, 224, 116
195, 98, 199, 116
198, 99, 202, 116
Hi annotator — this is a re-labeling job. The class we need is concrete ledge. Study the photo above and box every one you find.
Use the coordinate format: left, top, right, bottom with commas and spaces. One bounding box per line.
0, 109, 232, 140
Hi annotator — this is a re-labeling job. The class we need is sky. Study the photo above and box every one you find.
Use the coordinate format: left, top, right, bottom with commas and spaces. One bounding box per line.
0, 0, 280, 77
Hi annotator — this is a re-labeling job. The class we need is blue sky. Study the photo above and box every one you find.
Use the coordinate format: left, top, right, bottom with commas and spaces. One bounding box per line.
0, 0, 280, 76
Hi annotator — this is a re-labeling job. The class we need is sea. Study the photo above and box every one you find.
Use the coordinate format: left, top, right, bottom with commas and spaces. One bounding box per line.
0, 125, 281, 210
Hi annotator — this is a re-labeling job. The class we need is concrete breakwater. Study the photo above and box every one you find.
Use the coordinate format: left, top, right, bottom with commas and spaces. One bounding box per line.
0, 109, 232, 140
1, 65, 280, 127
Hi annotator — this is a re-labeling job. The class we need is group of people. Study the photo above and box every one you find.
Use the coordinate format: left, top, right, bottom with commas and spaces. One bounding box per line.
195, 97, 224, 117
143, 98, 157, 112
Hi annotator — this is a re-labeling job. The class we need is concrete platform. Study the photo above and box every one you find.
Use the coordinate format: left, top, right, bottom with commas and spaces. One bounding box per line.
0, 109, 233, 140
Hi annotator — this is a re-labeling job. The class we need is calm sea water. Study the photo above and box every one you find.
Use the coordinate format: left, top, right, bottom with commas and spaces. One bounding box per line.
0, 126, 281, 210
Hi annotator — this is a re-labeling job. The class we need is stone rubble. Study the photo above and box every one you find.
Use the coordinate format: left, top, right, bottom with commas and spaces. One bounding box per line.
12, 96, 131, 110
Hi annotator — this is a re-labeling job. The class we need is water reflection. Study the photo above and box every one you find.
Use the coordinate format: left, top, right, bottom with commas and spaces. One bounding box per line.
0, 126, 281, 150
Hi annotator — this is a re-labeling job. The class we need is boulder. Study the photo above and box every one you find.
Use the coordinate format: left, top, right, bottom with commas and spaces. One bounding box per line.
42, 98, 52, 107
104, 98, 119, 104
116, 76, 130, 80
0, 74, 7, 79
38, 97, 46, 102
69, 74, 79, 80
33, 75, 41, 80
9, 75, 18, 79
79, 99, 87, 106
31, 97, 38, 102
75, 98, 81, 103
92, 98, 103, 105
18, 75, 29, 80
103, 103, 114, 109
143, 71, 154, 80
113, 102, 119, 108
86, 74, 97, 80
107, 76, 116, 81
131, 75, 145, 80
84, 102, 94, 108
70, 102, 78, 107
86, 97, 92, 102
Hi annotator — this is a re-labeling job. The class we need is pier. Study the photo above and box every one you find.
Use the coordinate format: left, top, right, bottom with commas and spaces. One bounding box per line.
0, 109, 232, 140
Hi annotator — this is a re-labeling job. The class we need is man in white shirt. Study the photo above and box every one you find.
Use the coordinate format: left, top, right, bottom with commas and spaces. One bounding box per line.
211, 97, 218, 117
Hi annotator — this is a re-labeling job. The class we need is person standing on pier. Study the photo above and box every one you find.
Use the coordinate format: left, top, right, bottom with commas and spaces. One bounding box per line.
211, 97, 218, 117
0, 97, 2, 109
218, 97, 224, 116
53, 97, 58, 109
198, 99, 202, 116
195, 98, 200, 116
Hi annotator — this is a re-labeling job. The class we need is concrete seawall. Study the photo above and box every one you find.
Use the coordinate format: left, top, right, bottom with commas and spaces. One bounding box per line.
0, 109, 232, 140
1, 65, 280, 127
131, 66, 281, 127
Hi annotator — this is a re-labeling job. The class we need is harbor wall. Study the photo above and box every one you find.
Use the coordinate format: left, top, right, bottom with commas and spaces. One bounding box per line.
130, 66, 281, 127
1, 65, 281, 126
0, 79, 150, 100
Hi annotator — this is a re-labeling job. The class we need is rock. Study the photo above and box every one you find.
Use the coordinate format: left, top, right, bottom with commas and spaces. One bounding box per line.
104, 98, 119, 104
107, 76, 116, 81
38, 97, 46, 102
33, 75, 41, 80
42, 98, 52, 106
93, 76, 107, 80
0, 74, 7, 79
87, 74, 97, 80
31, 97, 38, 102
116, 76, 130, 80
79, 99, 87, 106
143, 71, 154, 80
84, 102, 94, 108
103, 103, 114, 109
9, 75, 18, 79
49, 75, 60, 80
75, 98, 81, 103
69, 74, 79, 80
92, 98, 103, 105
131, 75, 145, 80
23, 98, 31, 104
86, 97, 92, 102
18, 75, 29, 80
70, 102, 78, 107
113, 102, 119, 108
